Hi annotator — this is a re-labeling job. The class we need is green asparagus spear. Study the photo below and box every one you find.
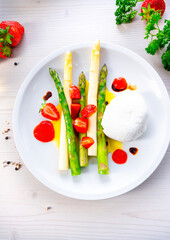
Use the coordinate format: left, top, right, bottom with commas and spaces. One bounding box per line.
97, 64, 109, 174
78, 72, 88, 167
49, 68, 81, 176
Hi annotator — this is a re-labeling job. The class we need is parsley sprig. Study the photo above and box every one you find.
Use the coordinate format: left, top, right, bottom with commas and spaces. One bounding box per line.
115, 0, 143, 25
143, 11, 170, 71
161, 43, 170, 71
114, 1, 170, 71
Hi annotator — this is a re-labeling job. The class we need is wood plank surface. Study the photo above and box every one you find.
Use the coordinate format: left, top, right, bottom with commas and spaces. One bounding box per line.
0, 0, 170, 239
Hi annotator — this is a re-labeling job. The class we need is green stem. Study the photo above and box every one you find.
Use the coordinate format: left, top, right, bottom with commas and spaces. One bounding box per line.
97, 64, 109, 174
49, 68, 81, 176
78, 72, 88, 167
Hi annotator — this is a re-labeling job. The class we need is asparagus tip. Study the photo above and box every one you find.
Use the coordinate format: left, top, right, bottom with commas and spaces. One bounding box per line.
49, 67, 54, 75
101, 64, 108, 75
49, 68, 59, 79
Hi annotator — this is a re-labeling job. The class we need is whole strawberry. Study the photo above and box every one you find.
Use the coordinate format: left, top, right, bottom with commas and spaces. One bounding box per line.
0, 21, 24, 47
141, 0, 166, 17
0, 43, 12, 58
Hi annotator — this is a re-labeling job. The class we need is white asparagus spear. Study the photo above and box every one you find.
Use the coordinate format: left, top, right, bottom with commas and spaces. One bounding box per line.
87, 40, 100, 156
58, 51, 72, 170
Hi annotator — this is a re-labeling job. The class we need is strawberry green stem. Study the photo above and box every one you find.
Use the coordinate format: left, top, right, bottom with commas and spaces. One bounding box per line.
0, 26, 14, 45
0, 44, 12, 57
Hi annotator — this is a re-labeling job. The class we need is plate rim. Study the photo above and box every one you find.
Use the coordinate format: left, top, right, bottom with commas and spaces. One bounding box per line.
13, 42, 170, 200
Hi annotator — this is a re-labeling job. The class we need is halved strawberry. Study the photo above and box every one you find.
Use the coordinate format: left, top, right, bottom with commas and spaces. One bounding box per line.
81, 137, 94, 149
73, 118, 88, 133
81, 104, 97, 118
0, 21, 24, 47
40, 102, 60, 121
71, 103, 81, 119
69, 85, 80, 99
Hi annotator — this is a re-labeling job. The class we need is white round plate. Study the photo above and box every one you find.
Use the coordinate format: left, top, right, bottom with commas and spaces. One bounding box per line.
13, 43, 170, 200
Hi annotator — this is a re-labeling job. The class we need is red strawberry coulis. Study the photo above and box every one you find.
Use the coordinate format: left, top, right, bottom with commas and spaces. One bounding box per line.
33, 121, 55, 142
112, 149, 128, 164
112, 77, 128, 92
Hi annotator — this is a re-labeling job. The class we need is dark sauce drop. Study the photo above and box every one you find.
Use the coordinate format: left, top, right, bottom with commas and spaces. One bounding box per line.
43, 91, 52, 101
112, 84, 126, 92
129, 147, 138, 155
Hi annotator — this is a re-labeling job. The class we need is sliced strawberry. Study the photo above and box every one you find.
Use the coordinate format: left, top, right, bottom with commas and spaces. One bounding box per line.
33, 121, 55, 142
0, 21, 24, 47
69, 85, 80, 99
71, 103, 81, 119
81, 137, 94, 149
73, 118, 88, 133
40, 103, 60, 121
81, 104, 97, 118
0, 43, 12, 58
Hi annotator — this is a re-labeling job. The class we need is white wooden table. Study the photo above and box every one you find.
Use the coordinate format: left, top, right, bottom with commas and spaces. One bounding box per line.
0, 1, 170, 239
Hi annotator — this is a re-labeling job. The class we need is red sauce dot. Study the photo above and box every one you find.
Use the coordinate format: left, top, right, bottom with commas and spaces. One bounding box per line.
112, 77, 127, 92
112, 149, 128, 164
33, 121, 55, 142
